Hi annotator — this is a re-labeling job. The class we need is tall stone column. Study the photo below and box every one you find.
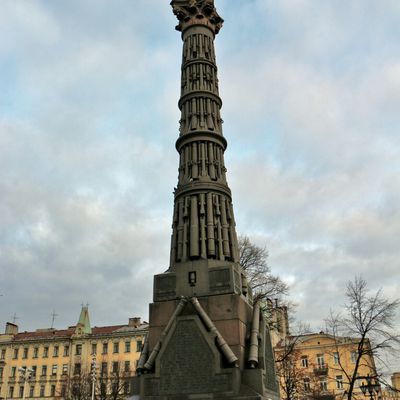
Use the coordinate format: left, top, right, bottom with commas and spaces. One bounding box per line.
169, 0, 239, 269
132, 2, 281, 400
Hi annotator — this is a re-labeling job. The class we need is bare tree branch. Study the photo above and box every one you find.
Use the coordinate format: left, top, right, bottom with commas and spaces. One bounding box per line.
238, 235, 289, 301
325, 276, 400, 400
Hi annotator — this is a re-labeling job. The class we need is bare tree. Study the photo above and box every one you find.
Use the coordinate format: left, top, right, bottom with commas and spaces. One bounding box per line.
238, 235, 289, 301
62, 369, 92, 400
98, 361, 131, 400
275, 339, 307, 400
61, 362, 131, 400
326, 276, 400, 400
274, 324, 311, 400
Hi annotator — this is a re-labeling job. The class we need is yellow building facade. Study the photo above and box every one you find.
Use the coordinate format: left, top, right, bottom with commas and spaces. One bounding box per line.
0, 307, 147, 400
381, 373, 400, 400
274, 332, 379, 400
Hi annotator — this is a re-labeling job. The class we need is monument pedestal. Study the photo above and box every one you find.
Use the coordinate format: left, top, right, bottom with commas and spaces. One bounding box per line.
132, 294, 279, 400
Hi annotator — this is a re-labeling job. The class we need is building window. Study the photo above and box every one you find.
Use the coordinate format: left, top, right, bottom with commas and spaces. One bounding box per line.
19, 386, 24, 398
40, 385, 45, 397
320, 379, 328, 391
101, 362, 107, 376
100, 383, 106, 396
0, 367, 3, 378
13, 348, 19, 359
1, 348, 6, 359
33, 347, 39, 358
74, 363, 81, 375
11, 367, 17, 377
75, 344, 82, 355
62, 364, 68, 375
351, 351, 357, 363
23, 348, 28, 359
102, 343, 108, 354
53, 346, 59, 357
29, 386, 35, 397
354, 374, 361, 388
43, 346, 49, 358
63, 345, 69, 357
125, 341, 131, 353
41, 366, 47, 376
9, 386, 14, 398
336, 375, 344, 389
112, 383, 118, 395
301, 356, 308, 368
72, 385, 80, 397
51, 385, 56, 396
91, 343, 97, 355
124, 361, 130, 373
61, 385, 67, 397
31, 366, 37, 377
113, 342, 119, 354
52, 365, 57, 376
112, 362, 119, 374
333, 352, 339, 365
20, 366, 27, 380
316, 354, 325, 367
136, 340, 143, 352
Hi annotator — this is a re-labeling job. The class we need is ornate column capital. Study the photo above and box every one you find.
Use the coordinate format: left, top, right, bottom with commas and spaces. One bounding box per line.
171, 0, 224, 34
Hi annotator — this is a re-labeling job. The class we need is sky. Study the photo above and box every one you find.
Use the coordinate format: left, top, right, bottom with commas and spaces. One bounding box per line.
1, 0, 399, 373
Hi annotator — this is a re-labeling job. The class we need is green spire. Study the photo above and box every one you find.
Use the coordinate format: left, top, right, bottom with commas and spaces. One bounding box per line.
75, 305, 92, 335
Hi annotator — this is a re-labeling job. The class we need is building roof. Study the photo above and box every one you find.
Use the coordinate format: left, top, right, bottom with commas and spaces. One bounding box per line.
274, 331, 366, 349
5, 324, 148, 343
0, 306, 148, 344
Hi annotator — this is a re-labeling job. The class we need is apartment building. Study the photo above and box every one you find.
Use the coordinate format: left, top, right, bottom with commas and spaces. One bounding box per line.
0, 307, 147, 399
274, 332, 379, 400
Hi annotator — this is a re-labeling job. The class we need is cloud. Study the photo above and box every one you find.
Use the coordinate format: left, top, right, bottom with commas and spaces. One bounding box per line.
215, 2, 400, 371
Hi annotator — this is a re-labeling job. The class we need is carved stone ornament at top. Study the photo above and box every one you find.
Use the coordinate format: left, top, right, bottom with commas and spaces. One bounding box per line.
171, 0, 224, 34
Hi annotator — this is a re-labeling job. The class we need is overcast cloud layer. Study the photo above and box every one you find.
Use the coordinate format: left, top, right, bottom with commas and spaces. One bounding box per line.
1, 0, 399, 373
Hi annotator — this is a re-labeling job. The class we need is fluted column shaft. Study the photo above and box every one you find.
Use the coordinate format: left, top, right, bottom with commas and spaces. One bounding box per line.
169, 1, 239, 268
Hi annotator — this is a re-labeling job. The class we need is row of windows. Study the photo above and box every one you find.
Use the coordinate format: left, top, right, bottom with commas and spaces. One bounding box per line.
6, 381, 132, 398
3, 360, 136, 380
88, 340, 142, 355
303, 375, 344, 392
1, 339, 143, 361
2, 345, 70, 360
69, 381, 131, 397
6, 364, 69, 378
300, 351, 358, 368
99, 381, 131, 396
8, 384, 57, 398
74, 360, 134, 375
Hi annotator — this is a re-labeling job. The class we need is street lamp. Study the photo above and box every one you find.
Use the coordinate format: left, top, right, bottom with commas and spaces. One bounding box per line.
360, 375, 381, 400
18, 367, 33, 400
91, 354, 97, 400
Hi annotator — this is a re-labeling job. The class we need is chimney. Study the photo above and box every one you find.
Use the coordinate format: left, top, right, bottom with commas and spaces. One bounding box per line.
392, 372, 400, 391
129, 317, 141, 328
5, 322, 18, 335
